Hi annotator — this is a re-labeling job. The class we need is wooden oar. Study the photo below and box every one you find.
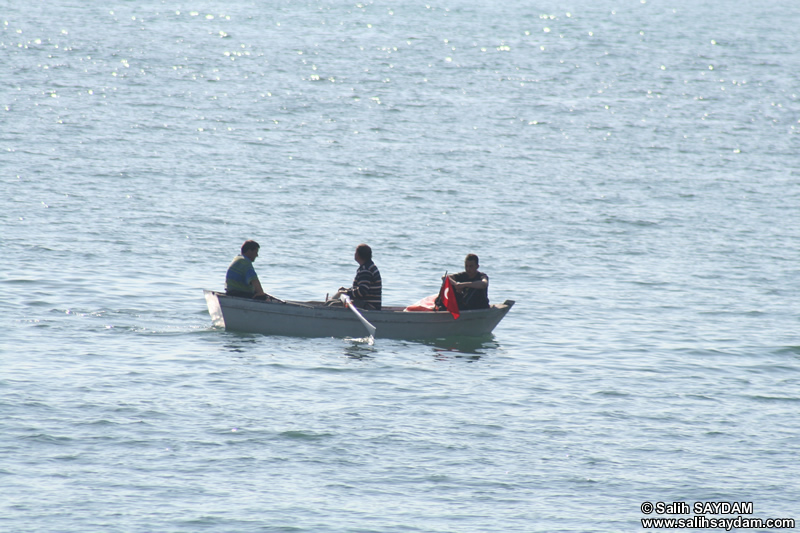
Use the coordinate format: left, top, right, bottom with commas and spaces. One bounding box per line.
340, 294, 377, 337
266, 294, 318, 309
257, 293, 320, 309
264, 293, 287, 304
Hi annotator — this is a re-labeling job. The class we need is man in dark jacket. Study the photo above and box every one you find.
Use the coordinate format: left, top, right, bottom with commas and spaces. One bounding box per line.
444, 253, 490, 310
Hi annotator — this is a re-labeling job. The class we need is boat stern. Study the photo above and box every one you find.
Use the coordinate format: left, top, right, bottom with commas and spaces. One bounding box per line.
204, 290, 226, 328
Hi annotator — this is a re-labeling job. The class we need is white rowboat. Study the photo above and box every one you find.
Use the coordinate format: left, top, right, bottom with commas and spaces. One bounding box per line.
204, 290, 514, 339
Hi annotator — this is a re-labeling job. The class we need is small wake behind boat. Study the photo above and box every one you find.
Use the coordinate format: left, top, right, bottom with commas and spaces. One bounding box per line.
203, 290, 514, 340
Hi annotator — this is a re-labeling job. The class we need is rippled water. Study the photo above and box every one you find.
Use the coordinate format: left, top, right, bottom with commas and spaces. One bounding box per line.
2, 0, 800, 531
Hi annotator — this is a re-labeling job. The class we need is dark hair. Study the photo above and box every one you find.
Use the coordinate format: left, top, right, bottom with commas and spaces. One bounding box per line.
465, 253, 479, 266
356, 243, 372, 262
241, 240, 260, 255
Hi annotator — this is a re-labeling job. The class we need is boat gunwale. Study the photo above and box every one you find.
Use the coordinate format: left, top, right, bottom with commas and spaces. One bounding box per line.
205, 290, 514, 315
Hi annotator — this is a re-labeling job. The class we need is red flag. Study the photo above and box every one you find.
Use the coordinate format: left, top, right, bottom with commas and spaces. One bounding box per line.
440, 276, 460, 320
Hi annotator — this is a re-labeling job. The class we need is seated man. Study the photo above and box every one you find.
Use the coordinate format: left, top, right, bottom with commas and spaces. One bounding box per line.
440, 253, 490, 310
329, 243, 382, 310
225, 240, 271, 300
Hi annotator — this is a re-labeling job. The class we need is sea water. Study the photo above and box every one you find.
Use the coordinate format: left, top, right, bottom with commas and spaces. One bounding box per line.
2, 0, 799, 531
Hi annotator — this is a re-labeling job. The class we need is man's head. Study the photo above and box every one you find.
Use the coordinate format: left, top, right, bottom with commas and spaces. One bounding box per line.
464, 253, 479, 278
241, 240, 260, 261
355, 243, 372, 265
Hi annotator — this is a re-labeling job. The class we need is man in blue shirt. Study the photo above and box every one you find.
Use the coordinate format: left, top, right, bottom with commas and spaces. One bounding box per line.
225, 240, 270, 300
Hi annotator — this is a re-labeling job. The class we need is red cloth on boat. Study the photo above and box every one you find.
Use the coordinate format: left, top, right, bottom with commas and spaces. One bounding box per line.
403, 294, 437, 312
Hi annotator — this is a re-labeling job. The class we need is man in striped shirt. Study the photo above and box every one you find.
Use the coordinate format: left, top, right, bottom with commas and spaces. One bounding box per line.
333, 243, 382, 310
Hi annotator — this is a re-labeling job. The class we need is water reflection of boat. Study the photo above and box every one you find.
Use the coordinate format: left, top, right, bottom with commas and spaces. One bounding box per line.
204, 290, 514, 340
423, 336, 501, 358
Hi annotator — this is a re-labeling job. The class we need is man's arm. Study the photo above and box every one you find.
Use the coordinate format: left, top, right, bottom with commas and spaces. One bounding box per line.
351, 277, 371, 298
252, 278, 267, 298
454, 274, 488, 292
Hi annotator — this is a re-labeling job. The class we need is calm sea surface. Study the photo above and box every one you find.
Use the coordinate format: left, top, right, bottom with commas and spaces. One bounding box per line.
2, 0, 799, 531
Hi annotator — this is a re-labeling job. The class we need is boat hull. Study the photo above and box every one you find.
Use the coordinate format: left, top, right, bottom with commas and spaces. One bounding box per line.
204, 290, 514, 340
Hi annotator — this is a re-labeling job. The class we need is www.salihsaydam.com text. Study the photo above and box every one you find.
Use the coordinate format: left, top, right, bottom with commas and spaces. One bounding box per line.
641, 515, 795, 530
